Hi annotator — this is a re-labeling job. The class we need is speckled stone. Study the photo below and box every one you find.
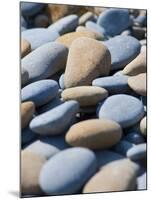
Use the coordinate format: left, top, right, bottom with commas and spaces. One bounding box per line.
21, 68, 29, 86
22, 42, 68, 83
128, 73, 146, 96
61, 86, 108, 107
83, 159, 138, 193
123, 52, 146, 76
39, 147, 97, 195
64, 37, 111, 88
79, 12, 95, 25
65, 119, 122, 150
21, 39, 31, 58
127, 143, 147, 161
21, 101, 35, 129
21, 150, 46, 195
140, 116, 146, 136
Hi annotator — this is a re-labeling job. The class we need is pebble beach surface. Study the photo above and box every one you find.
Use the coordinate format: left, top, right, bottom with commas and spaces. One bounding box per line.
21, 3, 147, 197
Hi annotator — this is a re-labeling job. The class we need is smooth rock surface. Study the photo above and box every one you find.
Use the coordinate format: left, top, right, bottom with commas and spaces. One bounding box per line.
21, 39, 31, 58
127, 143, 147, 161
140, 116, 146, 136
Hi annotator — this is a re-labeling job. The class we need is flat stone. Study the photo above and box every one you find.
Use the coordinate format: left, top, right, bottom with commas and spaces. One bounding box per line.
64, 37, 111, 88
127, 143, 147, 161
98, 94, 144, 128
140, 116, 146, 136
21, 68, 29, 86
128, 73, 146, 96
39, 147, 97, 195
65, 119, 122, 150
30, 101, 79, 135
21, 39, 31, 58
104, 35, 141, 70
21, 80, 59, 107
21, 2, 45, 17
61, 86, 108, 107
22, 42, 68, 83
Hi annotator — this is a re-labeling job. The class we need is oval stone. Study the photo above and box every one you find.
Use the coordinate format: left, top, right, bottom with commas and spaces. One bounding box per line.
21, 2, 45, 17
98, 94, 144, 128
21, 101, 35, 129
59, 73, 65, 89
30, 101, 79, 135
22, 42, 68, 83
21, 80, 59, 107
65, 119, 122, 150
61, 86, 108, 107
128, 73, 146, 96
140, 116, 146, 136
21, 39, 31, 58
39, 147, 97, 195
104, 35, 141, 70
127, 143, 147, 161
64, 37, 111, 88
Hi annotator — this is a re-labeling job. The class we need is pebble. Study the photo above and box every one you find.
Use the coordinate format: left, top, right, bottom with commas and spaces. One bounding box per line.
30, 101, 79, 135
61, 86, 108, 107
65, 119, 122, 149
21, 39, 31, 58
128, 73, 146, 96
79, 12, 95, 25
21, 101, 35, 129
123, 51, 146, 76
104, 35, 141, 70
22, 28, 60, 50
22, 127, 37, 146
127, 143, 147, 161
114, 140, 135, 156
21, 150, 46, 195
97, 94, 144, 128
140, 116, 146, 136
64, 37, 111, 88
59, 73, 65, 89
76, 26, 103, 39
48, 14, 78, 35
92, 75, 129, 94
22, 42, 68, 83
83, 159, 138, 193
39, 147, 97, 195
21, 2, 45, 17
21, 68, 29, 86
21, 80, 59, 107
34, 14, 49, 28
124, 132, 145, 145
85, 21, 106, 36
97, 8, 130, 37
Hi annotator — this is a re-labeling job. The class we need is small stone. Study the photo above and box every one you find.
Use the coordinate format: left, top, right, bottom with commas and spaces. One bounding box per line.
79, 12, 95, 25
127, 143, 147, 161
59, 73, 65, 89
34, 14, 49, 28
124, 132, 145, 145
61, 86, 108, 107
21, 39, 31, 58
114, 140, 134, 156
140, 116, 146, 136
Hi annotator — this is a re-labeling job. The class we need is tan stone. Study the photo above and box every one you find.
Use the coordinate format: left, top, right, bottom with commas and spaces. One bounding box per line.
79, 11, 94, 25
140, 116, 147, 136
64, 37, 111, 88
65, 119, 122, 149
21, 39, 31, 58
61, 86, 108, 106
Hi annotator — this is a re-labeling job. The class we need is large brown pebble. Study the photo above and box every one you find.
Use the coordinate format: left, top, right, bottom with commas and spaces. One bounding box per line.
61, 86, 108, 107
65, 119, 122, 150
64, 37, 111, 88
128, 73, 146, 96
21, 39, 31, 58
21, 101, 35, 129
21, 150, 46, 195
140, 116, 147, 136
83, 159, 138, 193
123, 51, 146, 76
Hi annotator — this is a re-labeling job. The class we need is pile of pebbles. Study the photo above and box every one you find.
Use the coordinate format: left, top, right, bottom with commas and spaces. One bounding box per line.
21, 2, 147, 197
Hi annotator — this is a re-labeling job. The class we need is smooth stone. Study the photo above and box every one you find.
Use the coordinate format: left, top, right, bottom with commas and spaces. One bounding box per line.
124, 132, 145, 145
98, 94, 144, 128
39, 147, 97, 195
76, 26, 103, 39
21, 101, 35, 129
61, 86, 108, 107
114, 140, 135, 156
79, 12, 95, 25
140, 116, 146, 136
127, 143, 147, 161
65, 119, 122, 150
92, 75, 129, 94
85, 21, 106, 36
21, 150, 46, 195
83, 159, 138, 193
22, 42, 68, 83
141, 45, 146, 53
25, 135, 69, 159
121, 29, 132, 36
22, 127, 37, 146
64, 37, 111, 88
104, 35, 141, 70
22, 28, 60, 50
48, 15, 78, 35
97, 8, 130, 36
21, 80, 59, 107
21, 2, 45, 17
128, 73, 146, 96
34, 14, 49, 28
21, 67, 29, 86
137, 172, 146, 190
21, 16, 27, 28
123, 52, 146, 76
21, 39, 31, 58
59, 73, 65, 89
30, 101, 79, 135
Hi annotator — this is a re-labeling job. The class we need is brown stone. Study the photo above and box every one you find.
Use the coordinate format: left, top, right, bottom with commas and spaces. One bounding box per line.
21, 39, 31, 58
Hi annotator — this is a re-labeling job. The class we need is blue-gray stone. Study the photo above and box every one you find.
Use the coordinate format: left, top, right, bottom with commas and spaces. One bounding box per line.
114, 140, 134, 156
25, 135, 69, 159
137, 172, 146, 190
97, 8, 130, 36
124, 132, 145, 145
48, 15, 78, 35
22, 127, 37, 145
140, 96, 146, 112
21, 2, 45, 17
127, 143, 147, 161
121, 29, 132, 36
22, 28, 60, 50
85, 21, 106, 36
134, 15, 147, 27
59, 73, 65, 89
39, 147, 97, 195
98, 94, 144, 128
92, 75, 129, 94
22, 42, 68, 83
21, 16, 27, 28
104, 35, 141, 70
30, 101, 79, 135
21, 80, 59, 107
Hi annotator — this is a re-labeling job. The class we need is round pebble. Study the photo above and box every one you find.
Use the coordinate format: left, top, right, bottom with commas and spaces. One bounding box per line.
140, 116, 146, 136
